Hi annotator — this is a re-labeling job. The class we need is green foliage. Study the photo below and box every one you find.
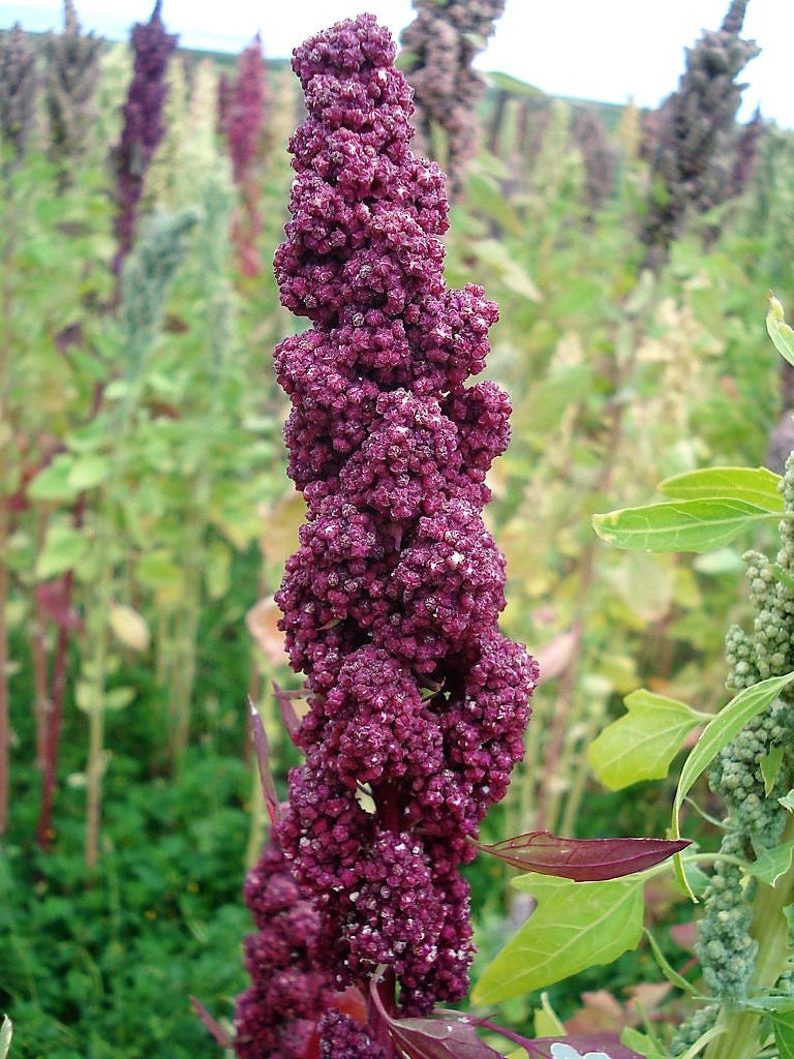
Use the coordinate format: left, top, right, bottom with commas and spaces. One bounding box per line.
588, 689, 705, 791
472, 874, 645, 1004
593, 498, 780, 553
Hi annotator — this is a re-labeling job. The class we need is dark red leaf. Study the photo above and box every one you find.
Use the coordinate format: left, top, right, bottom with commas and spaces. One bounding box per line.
249, 697, 280, 825
476, 831, 690, 881
369, 981, 502, 1058
273, 680, 302, 744
189, 995, 232, 1049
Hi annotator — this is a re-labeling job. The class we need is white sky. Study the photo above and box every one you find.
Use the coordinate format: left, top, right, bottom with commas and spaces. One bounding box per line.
4, 1, 793, 128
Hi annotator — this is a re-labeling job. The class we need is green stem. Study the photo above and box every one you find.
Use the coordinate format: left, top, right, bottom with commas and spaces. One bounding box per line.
706, 813, 794, 1059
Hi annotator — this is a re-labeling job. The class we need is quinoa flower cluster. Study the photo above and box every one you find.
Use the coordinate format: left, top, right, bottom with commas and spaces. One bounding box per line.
270, 13, 537, 1018
234, 835, 337, 1059
219, 35, 268, 277
401, 0, 505, 196
110, 0, 177, 274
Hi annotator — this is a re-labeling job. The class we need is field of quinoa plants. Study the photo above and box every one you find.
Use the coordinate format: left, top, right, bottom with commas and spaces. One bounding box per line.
3, 1, 794, 1056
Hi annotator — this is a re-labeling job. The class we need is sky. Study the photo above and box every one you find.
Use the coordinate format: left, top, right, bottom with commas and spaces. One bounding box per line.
3, 0, 793, 129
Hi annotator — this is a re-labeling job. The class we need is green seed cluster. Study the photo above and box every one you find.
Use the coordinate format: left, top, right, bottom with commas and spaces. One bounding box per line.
669, 1003, 719, 1055
684, 454, 794, 1047
695, 832, 757, 1001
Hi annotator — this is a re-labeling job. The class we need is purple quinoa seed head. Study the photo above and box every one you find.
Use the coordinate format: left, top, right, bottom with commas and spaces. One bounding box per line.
249, 11, 537, 1030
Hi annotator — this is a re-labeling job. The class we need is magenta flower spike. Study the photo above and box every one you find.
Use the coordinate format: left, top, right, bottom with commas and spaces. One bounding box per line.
255, 13, 537, 1043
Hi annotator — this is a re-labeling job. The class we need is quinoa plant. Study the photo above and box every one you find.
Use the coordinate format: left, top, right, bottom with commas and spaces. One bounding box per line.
275, 7, 535, 1028
43, 0, 102, 189
219, 35, 268, 277
400, 0, 505, 197
641, 0, 759, 270
0, 22, 37, 166
110, 0, 177, 277
236, 9, 529, 1053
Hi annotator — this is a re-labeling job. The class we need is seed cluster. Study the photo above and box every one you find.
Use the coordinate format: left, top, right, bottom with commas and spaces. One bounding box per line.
271, 13, 536, 1016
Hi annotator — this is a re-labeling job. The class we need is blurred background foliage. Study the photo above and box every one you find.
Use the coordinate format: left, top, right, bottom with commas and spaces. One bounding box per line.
1, 1, 792, 1054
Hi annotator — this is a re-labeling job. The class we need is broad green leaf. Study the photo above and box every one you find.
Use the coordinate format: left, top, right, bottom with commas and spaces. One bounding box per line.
471, 874, 644, 1004
761, 745, 785, 795
746, 841, 794, 888
27, 454, 80, 502
767, 294, 794, 368
35, 521, 89, 579
780, 790, 794, 813
588, 689, 704, 791
592, 499, 780, 553
671, 672, 794, 896
67, 454, 111, 490
659, 467, 783, 513
0, 1015, 11, 1059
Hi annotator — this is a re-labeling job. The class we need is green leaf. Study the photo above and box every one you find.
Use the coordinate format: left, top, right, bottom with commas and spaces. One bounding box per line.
588, 689, 704, 791
35, 521, 89, 580
534, 993, 565, 1037
592, 499, 780, 553
741, 997, 794, 1059
659, 467, 783, 513
746, 841, 794, 888
671, 672, 794, 896
471, 874, 644, 1004
105, 687, 136, 711
0, 1015, 11, 1059
767, 294, 794, 368
67, 454, 111, 490
761, 745, 785, 795
27, 454, 80, 502
780, 790, 794, 813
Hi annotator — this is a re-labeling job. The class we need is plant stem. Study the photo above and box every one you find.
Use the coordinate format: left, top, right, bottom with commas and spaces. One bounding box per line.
31, 513, 51, 770
37, 590, 71, 849
84, 530, 111, 870
705, 812, 794, 1059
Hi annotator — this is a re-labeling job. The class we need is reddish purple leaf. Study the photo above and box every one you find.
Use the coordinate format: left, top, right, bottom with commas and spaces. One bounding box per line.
189, 995, 233, 1048
248, 697, 280, 826
369, 982, 502, 1058
273, 680, 302, 744
476, 831, 690, 881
